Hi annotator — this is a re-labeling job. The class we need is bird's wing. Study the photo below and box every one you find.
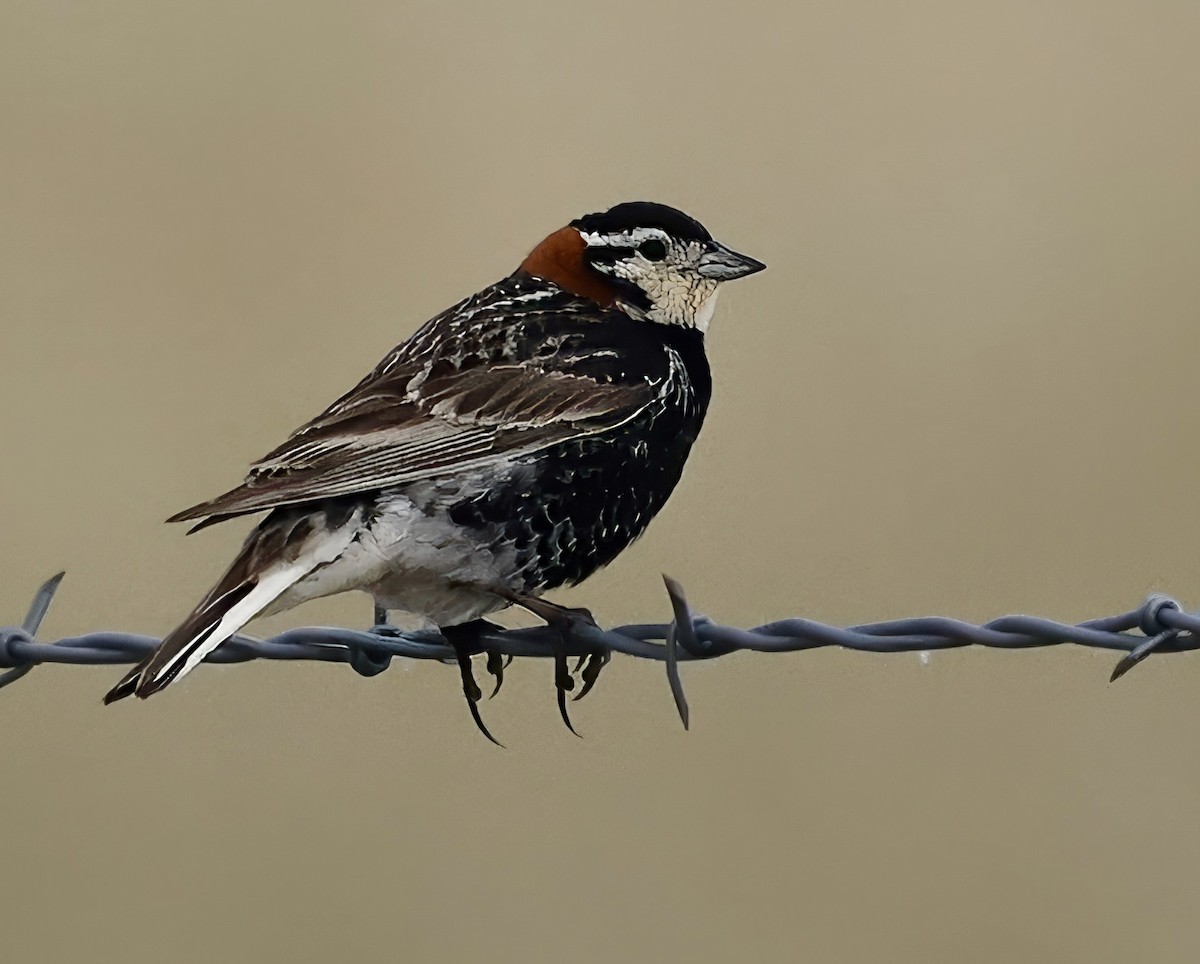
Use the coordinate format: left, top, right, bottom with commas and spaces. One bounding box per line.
168, 357, 653, 524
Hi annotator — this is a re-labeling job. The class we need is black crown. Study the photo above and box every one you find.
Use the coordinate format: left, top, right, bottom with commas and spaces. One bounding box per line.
571, 202, 712, 243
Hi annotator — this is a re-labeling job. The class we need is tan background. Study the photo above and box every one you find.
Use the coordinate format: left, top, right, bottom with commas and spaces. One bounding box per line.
3, 1, 1200, 961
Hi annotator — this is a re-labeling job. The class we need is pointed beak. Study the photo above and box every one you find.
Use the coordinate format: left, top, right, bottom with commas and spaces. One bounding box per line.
697, 242, 766, 281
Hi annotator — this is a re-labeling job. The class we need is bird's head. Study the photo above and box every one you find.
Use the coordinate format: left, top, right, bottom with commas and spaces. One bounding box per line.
520, 201, 765, 331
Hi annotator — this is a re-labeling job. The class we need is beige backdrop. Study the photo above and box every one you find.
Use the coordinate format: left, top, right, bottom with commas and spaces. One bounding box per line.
3, 2, 1200, 962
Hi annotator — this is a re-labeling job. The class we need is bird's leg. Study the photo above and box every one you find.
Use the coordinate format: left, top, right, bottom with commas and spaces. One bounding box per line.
510, 596, 609, 700
441, 620, 505, 747
499, 592, 607, 735
369, 601, 405, 638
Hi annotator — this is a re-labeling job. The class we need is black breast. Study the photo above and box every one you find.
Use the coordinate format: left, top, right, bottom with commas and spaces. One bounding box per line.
447, 299, 712, 592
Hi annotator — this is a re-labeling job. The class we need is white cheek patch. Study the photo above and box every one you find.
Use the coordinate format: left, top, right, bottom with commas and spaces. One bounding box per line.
580, 231, 721, 329
694, 287, 721, 333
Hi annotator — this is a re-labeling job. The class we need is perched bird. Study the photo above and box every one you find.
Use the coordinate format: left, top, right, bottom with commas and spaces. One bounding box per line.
103, 201, 764, 738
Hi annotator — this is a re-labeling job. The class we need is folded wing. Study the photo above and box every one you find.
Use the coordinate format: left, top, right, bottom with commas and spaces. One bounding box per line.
168, 358, 652, 525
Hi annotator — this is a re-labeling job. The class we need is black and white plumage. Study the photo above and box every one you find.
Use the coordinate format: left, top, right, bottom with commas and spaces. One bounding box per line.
103, 201, 764, 715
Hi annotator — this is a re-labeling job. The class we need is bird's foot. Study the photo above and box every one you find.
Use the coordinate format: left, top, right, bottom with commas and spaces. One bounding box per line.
441, 620, 505, 747
573, 648, 611, 701
368, 603, 407, 638
500, 593, 604, 737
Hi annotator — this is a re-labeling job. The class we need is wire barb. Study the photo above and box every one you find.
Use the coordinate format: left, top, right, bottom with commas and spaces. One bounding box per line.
663, 574, 695, 731
2, 574, 1199, 729
0, 571, 66, 690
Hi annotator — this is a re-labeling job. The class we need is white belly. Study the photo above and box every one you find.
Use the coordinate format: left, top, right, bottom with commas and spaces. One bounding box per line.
264, 491, 521, 627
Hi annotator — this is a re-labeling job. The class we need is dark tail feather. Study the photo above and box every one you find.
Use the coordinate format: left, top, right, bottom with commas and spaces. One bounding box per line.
101, 583, 254, 704
103, 657, 151, 705
102, 501, 361, 704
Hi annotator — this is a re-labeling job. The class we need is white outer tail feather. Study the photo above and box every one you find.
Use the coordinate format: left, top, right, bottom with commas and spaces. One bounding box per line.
153, 559, 314, 689
140, 518, 361, 693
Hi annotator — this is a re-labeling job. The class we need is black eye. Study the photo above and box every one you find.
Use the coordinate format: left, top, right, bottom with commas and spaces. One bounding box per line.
638, 240, 667, 262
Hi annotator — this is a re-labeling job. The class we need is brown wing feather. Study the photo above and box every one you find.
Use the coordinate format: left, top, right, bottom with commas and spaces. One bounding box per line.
168, 360, 650, 524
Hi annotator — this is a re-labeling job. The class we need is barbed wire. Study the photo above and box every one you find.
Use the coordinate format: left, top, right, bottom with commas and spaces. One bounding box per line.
2, 572, 1198, 734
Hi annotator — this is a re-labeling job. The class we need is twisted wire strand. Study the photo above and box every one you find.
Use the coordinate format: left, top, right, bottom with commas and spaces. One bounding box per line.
2, 573, 1196, 728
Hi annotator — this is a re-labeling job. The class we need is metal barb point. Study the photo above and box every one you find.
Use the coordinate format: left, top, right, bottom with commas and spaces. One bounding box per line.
0, 571, 67, 690
1110, 594, 1186, 682
23, 571, 65, 636
1110, 630, 1179, 683
662, 574, 692, 731
4, 573, 1200, 744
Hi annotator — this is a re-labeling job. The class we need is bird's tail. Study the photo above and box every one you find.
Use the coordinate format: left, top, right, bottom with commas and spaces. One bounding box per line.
103, 502, 362, 703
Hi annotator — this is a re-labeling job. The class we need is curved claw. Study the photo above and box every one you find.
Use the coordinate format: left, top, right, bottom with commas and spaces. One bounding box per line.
495, 592, 595, 736
466, 695, 504, 747
573, 650, 611, 701
553, 653, 575, 693
452, 647, 504, 747
486, 649, 506, 698
551, 641, 580, 736
455, 651, 483, 704
557, 686, 581, 738
553, 645, 581, 736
